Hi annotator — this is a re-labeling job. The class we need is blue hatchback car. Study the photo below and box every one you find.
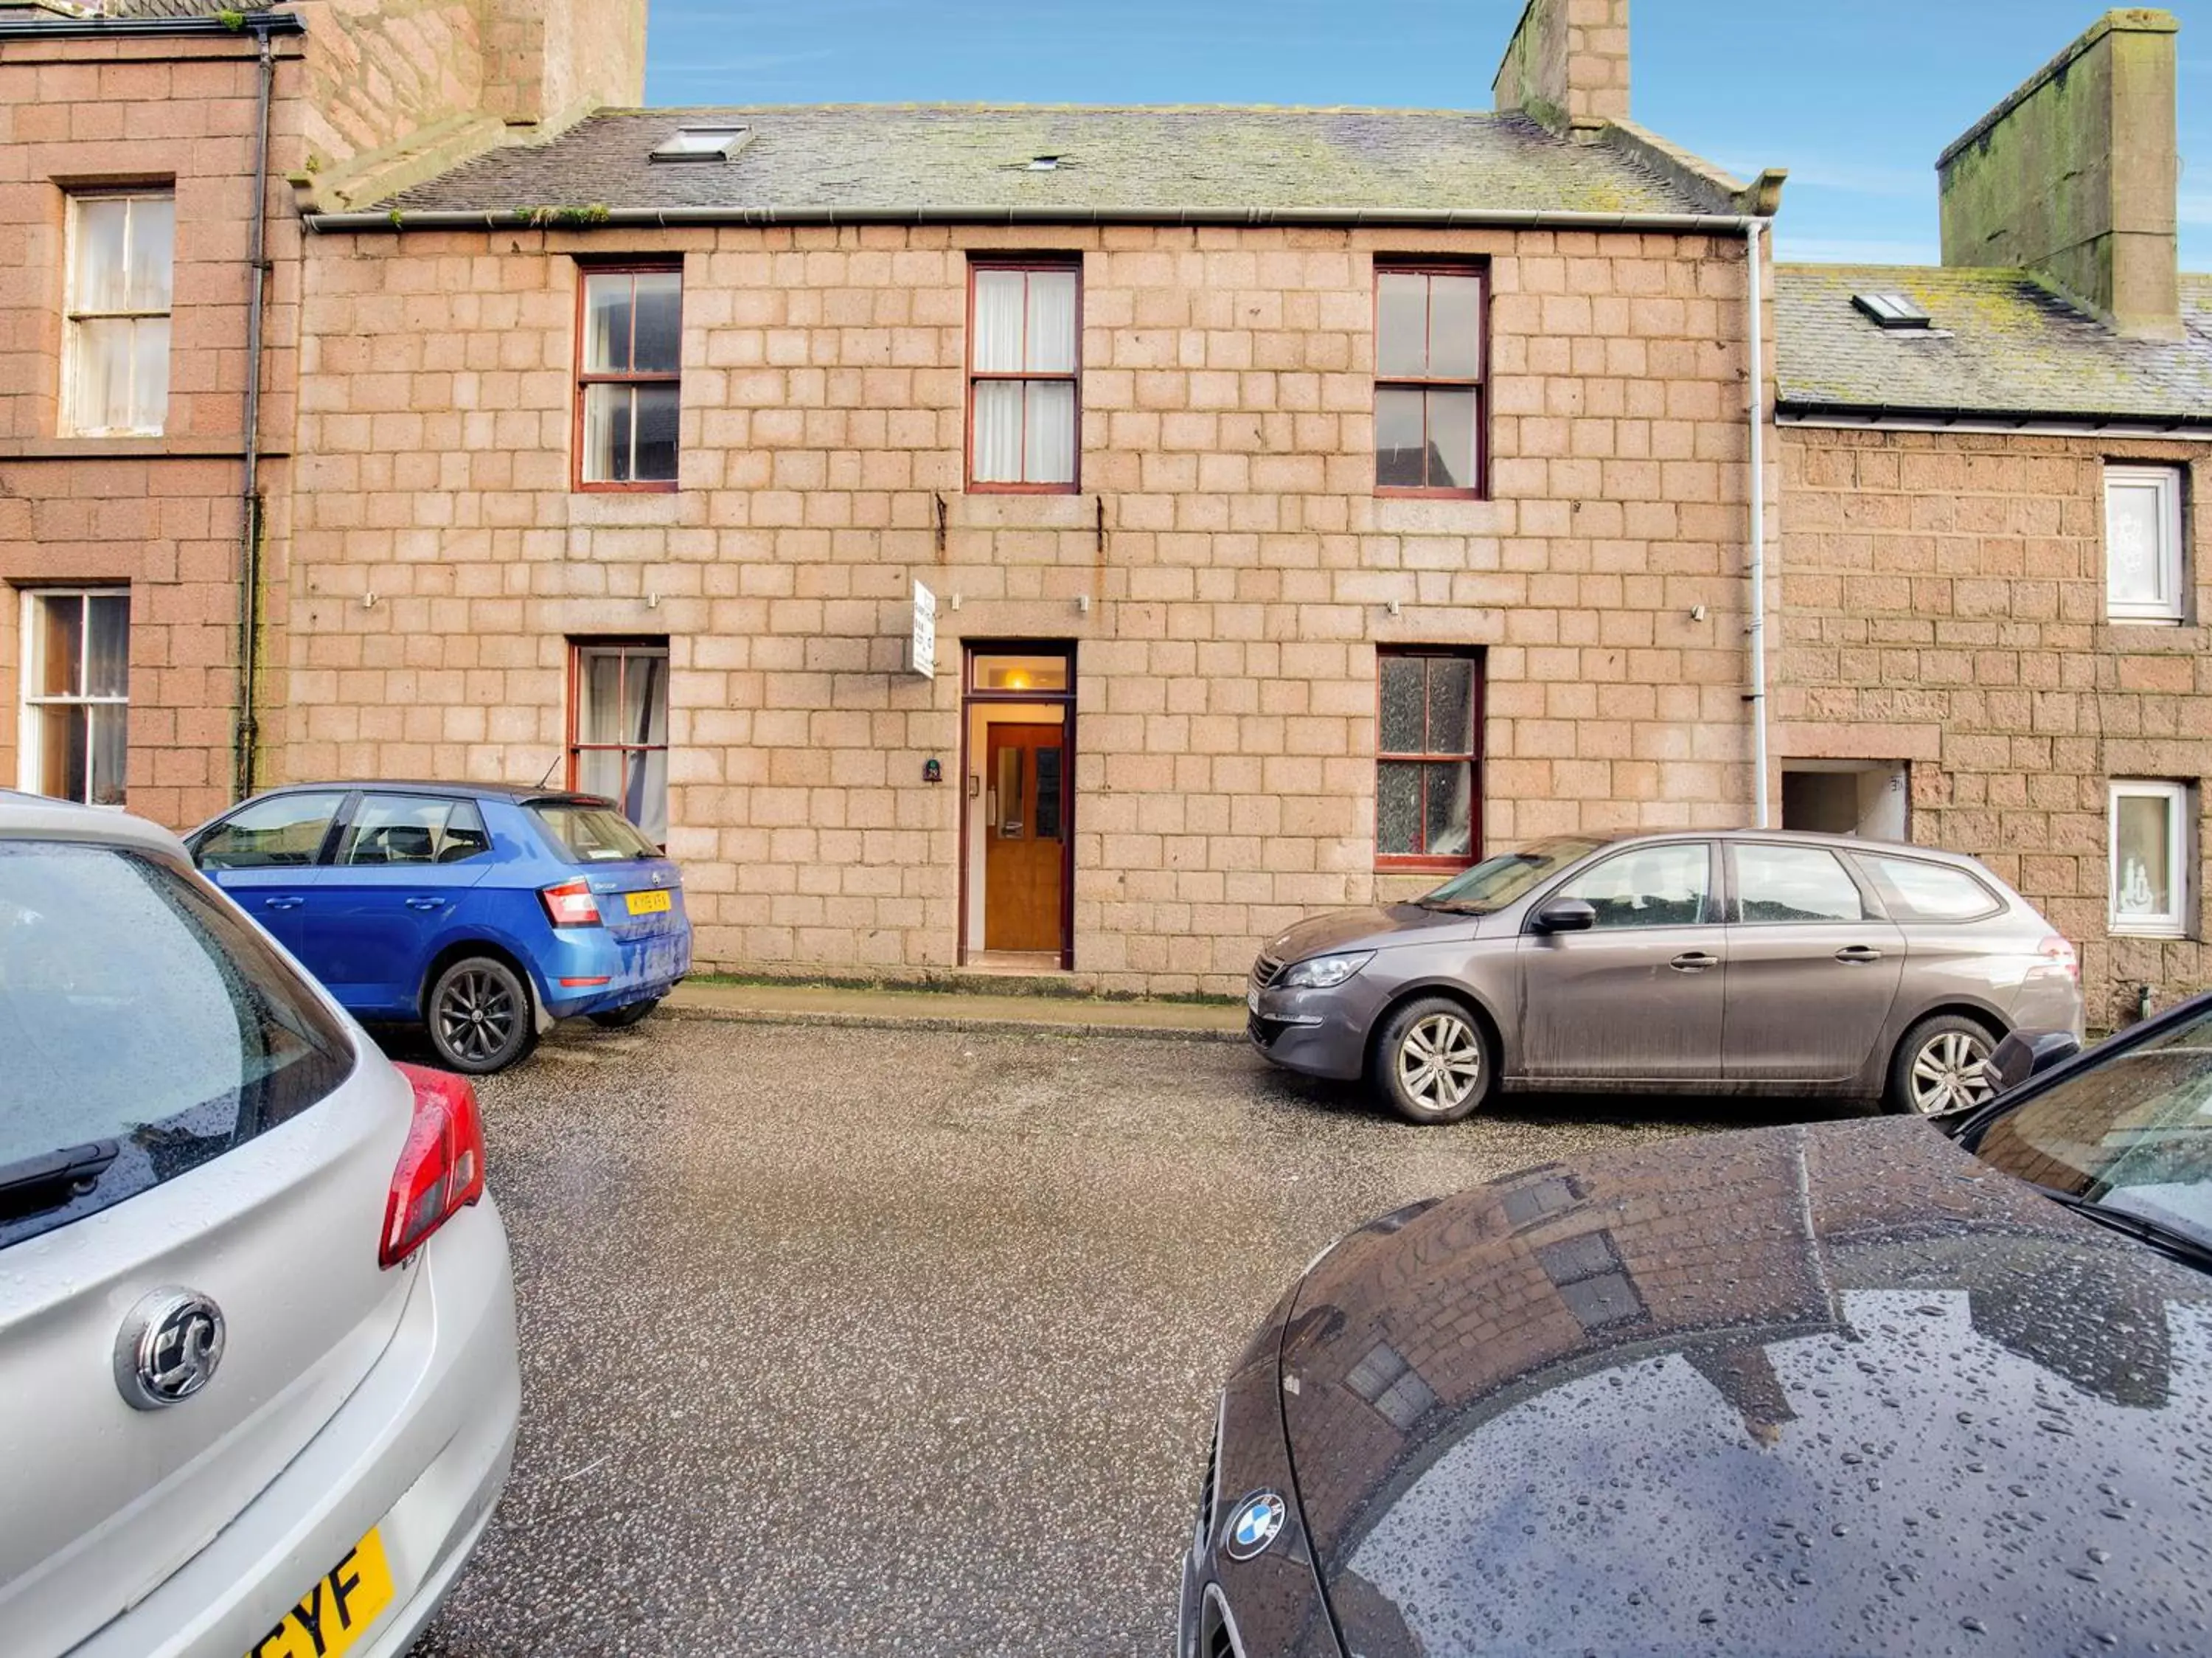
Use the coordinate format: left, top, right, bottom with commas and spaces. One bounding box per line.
187, 781, 692, 1073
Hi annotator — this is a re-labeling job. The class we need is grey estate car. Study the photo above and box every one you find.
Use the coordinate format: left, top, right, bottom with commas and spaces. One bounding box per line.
1249, 830, 2085, 1123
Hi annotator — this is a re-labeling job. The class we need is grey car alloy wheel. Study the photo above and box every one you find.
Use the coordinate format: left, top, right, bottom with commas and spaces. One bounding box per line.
430, 957, 532, 1073
1398, 1011, 1484, 1115
1906, 1027, 1995, 1114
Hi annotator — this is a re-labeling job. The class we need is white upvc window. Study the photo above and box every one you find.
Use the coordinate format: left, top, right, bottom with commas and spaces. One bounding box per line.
2104, 464, 2186, 623
2110, 779, 2193, 938
18, 588, 131, 806
63, 190, 175, 437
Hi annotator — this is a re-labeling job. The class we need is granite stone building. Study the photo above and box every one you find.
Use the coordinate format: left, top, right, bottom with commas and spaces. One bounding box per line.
272, 0, 1787, 993
4, 0, 2210, 1019
1773, 9, 2212, 1030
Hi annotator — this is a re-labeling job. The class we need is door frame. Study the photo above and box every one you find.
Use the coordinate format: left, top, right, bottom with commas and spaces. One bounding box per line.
959, 639, 1077, 969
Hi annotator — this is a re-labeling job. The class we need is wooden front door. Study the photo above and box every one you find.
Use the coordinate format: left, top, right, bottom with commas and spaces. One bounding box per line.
984, 721, 1065, 952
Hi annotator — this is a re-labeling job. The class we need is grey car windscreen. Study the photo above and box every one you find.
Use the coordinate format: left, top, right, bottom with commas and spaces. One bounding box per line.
0, 840, 354, 1248
1413, 836, 1604, 913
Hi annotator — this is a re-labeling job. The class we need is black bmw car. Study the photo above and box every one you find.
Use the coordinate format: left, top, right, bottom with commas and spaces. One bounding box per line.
1183, 996, 2212, 1657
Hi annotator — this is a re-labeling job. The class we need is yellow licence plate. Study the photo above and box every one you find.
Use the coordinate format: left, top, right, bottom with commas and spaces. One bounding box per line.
626, 889, 672, 916
245, 1527, 394, 1658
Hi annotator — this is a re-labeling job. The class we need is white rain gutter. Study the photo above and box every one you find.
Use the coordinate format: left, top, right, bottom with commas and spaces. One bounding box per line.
303, 204, 1767, 233
1745, 218, 1770, 829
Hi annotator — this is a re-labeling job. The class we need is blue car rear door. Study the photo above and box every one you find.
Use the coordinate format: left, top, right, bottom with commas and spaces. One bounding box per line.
307, 792, 497, 1017
191, 788, 349, 955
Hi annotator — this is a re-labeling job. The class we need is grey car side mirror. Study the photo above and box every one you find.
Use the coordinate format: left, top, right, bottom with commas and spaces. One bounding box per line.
1987, 1029, 2081, 1094
1531, 899, 1598, 934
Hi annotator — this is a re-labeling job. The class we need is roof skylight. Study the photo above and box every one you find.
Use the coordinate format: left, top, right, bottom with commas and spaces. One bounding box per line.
1851, 292, 1933, 330
652, 125, 750, 162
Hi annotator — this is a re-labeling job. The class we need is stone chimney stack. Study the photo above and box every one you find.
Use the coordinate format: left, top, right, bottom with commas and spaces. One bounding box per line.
1492, 0, 1630, 139
1938, 9, 2181, 339
481, 0, 648, 130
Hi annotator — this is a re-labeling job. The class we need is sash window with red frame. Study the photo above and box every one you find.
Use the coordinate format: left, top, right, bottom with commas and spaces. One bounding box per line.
1374, 264, 1485, 496
568, 639, 669, 842
577, 267, 681, 489
1377, 648, 1483, 870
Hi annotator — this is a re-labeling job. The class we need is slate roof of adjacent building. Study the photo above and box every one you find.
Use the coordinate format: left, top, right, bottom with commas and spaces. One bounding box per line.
379, 105, 1735, 218
0, 0, 279, 16
1776, 263, 2212, 426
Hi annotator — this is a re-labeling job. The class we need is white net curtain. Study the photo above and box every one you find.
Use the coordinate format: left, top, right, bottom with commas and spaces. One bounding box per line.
971, 267, 1077, 486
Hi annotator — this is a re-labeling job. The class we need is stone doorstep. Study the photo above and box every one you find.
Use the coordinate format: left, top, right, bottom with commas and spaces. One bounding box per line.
664, 979, 1248, 1042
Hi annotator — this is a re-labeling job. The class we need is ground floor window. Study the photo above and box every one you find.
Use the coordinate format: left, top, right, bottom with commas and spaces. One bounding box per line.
18, 587, 128, 805
568, 638, 669, 843
1376, 648, 1481, 870
2110, 780, 2193, 938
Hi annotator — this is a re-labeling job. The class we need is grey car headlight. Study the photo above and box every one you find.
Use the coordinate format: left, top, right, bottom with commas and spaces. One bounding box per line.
1279, 951, 1374, 990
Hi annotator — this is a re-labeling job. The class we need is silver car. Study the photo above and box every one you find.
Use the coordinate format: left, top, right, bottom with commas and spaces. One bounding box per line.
0, 792, 520, 1658
1249, 829, 2084, 1124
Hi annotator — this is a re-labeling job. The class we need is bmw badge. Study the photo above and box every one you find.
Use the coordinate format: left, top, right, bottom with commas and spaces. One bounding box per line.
1224, 1491, 1287, 1560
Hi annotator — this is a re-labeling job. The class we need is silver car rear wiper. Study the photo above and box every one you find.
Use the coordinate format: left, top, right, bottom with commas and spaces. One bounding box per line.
0, 1140, 119, 1222
2039, 1188, 2212, 1275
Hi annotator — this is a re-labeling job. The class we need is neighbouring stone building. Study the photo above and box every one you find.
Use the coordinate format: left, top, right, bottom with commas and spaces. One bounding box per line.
3, 0, 2209, 1019
0, 0, 641, 828
1773, 8, 2212, 1030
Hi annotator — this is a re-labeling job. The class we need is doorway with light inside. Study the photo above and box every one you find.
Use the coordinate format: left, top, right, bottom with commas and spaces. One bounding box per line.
961, 643, 1074, 971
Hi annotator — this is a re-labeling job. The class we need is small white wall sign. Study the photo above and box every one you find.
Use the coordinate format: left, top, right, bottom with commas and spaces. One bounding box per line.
908, 579, 938, 679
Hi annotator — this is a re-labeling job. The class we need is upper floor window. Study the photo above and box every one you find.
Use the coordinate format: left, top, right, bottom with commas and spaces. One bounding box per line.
577, 267, 681, 490
19, 588, 129, 805
1374, 264, 1484, 496
63, 191, 173, 437
967, 260, 1079, 491
2105, 464, 2186, 623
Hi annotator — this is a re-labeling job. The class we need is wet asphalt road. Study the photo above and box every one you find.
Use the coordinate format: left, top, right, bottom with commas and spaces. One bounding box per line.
411, 1016, 1867, 1657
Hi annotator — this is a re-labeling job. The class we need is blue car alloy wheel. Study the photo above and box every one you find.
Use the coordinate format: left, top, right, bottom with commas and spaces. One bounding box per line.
1223, 1491, 1285, 1561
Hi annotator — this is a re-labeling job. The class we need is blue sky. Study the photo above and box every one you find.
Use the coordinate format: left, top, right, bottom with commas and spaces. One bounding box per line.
642, 0, 2210, 269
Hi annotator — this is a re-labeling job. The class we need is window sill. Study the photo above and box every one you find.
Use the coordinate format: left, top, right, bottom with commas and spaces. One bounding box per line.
2107, 612, 2185, 627
952, 491, 1095, 532
575, 481, 679, 494
1377, 856, 1475, 875
967, 482, 1081, 496
2109, 920, 2188, 940
1371, 495, 1506, 535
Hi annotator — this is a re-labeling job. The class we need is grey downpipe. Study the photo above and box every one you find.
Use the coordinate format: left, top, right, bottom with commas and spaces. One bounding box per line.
234, 27, 276, 801
1745, 218, 1770, 829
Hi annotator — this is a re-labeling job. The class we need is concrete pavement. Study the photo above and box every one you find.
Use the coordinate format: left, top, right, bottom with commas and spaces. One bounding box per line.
668, 977, 1248, 1039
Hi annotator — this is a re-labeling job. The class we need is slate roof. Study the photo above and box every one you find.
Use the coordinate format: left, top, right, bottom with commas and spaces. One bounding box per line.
1776, 263, 2212, 426
0, 0, 279, 16
380, 105, 1731, 219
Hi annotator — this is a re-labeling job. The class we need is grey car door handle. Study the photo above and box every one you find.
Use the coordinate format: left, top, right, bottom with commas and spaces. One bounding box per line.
405, 896, 446, 911
1669, 951, 1719, 972
262, 895, 303, 911
1834, 945, 1884, 964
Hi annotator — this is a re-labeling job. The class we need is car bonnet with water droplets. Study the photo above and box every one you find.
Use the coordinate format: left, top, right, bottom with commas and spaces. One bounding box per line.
1276, 1115, 2212, 1657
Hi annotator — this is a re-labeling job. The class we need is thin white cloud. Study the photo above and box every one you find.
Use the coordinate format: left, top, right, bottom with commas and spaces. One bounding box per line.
1775, 236, 1941, 266
1718, 155, 1929, 199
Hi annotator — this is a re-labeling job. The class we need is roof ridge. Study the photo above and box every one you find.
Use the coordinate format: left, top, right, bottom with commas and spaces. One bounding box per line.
594, 102, 1517, 119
